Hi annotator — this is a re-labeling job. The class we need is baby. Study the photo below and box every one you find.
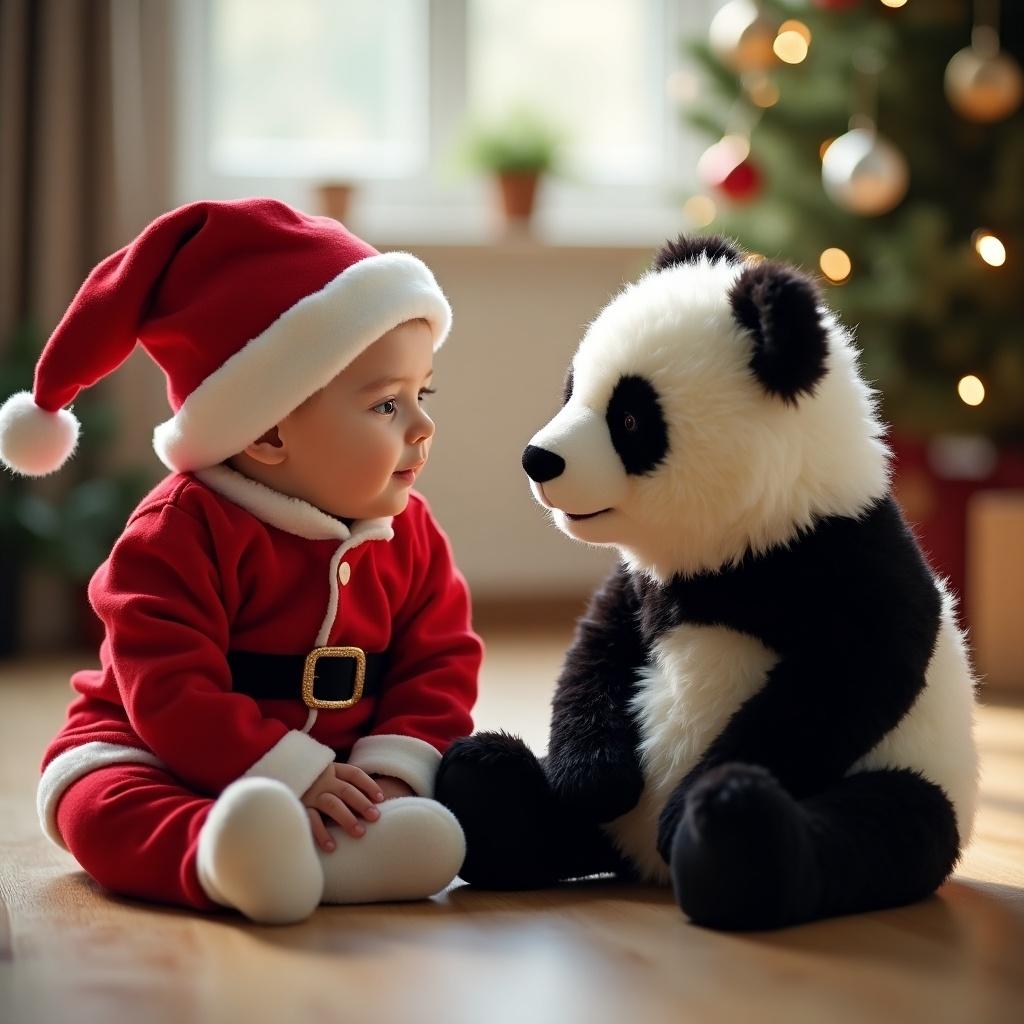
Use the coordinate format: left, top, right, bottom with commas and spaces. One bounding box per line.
0, 198, 482, 924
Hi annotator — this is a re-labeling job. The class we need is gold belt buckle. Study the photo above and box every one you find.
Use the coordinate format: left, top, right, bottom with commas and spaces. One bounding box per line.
302, 646, 366, 710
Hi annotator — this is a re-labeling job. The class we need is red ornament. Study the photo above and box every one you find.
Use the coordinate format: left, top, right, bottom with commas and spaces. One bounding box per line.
697, 137, 763, 202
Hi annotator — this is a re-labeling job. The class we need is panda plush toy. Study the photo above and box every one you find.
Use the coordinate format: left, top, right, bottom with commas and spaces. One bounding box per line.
436, 236, 979, 931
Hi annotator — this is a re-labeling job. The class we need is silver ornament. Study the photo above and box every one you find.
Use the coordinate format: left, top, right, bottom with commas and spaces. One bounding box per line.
821, 128, 909, 217
709, 0, 777, 73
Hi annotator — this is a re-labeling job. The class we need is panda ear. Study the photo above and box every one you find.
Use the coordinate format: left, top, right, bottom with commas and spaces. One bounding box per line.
653, 234, 745, 271
729, 261, 828, 402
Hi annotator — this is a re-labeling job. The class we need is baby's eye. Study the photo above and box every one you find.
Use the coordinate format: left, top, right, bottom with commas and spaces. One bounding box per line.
419, 387, 436, 403
372, 399, 398, 416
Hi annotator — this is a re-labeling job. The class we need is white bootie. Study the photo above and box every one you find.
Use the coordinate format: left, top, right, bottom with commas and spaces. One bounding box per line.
197, 777, 324, 924
319, 797, 465, 904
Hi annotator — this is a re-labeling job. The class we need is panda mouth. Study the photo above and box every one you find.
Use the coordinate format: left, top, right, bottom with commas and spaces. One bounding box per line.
564, 508, 612, 521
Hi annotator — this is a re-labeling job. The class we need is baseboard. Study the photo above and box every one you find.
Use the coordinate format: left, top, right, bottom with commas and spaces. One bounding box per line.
471, 594, 589, 634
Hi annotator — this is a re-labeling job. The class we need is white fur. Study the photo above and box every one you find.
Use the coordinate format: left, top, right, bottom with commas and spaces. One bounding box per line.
197, 777, 324, 924
532, 256, 890, 579
604, 593, 979, 881
241, 728, 336, 797
0, 391, 81, 477
604, 625, 778, 882
348, 734, 442, 798
37, 741, 166, 849
319, 797, 465, 904
154, 252, 451, 473
531, 250, 978, 878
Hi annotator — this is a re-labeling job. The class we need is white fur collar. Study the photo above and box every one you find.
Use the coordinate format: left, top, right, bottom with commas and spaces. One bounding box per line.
194, 464, 394, 543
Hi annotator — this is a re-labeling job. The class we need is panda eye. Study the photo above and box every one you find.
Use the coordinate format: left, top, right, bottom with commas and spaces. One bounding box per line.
624, 413, 638, 432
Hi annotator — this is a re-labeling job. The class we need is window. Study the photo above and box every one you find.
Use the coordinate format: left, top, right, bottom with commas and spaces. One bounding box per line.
208, 0, 427, 178
176, 0, 714, 243
467, 0, 665, 183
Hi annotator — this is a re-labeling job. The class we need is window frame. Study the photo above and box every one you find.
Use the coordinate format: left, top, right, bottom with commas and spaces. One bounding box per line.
174, 0, 714, 245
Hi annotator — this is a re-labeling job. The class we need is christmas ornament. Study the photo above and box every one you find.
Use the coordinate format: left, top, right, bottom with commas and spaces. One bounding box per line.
821, 128, 908, 216
709, 0, 777, 73
945, 18, 1022, 123
698, 136, 762, 202
821, 50, 908, 217
812, 0, 860, 8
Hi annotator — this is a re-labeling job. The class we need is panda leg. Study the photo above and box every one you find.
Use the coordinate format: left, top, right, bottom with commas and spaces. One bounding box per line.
670, 763, 960, 931
436, 732, 625, 889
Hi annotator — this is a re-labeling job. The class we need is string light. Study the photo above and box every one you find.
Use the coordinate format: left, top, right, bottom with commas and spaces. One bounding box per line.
819, 247, 852, 282
778, 21, 811, 45
957, 375, 985, 406
880, 0, 908, 8
773, 29, 809, 64
973, 231, 1007, 267
683, 195, 717, 228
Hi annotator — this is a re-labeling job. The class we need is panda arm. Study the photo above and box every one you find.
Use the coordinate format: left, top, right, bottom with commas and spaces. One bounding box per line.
656, 511, 942, 861
545, 563, 647, 822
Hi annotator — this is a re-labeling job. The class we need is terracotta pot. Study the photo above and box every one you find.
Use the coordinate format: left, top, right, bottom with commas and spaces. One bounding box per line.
316, 182, 354, 224
496, 171, 541, 224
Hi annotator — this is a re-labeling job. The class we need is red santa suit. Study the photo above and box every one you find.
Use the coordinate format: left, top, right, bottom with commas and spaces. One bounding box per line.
37, 467, 481, 908
0, 199, 482, 915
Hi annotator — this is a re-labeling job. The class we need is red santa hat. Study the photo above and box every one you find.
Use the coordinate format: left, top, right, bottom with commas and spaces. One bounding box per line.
0, 198, 452, 476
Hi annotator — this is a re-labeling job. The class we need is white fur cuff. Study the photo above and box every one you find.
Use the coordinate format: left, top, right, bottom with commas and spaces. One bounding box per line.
242, 730, 337, 797
347, 735, 441, 798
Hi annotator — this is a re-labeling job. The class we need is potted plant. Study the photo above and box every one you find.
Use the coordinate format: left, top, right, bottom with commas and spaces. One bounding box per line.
462, 108, 563, 226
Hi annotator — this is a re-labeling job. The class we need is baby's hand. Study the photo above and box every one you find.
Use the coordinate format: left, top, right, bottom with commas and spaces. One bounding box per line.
373, 774, 416, 801
301, 762, 384, 851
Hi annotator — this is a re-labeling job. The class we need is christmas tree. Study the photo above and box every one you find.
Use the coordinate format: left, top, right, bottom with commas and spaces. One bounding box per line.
682, 0, 1024, 442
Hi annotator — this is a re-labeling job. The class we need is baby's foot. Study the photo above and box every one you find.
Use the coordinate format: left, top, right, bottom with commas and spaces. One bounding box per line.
320, 796, 465, 904
197, 777, 324, 924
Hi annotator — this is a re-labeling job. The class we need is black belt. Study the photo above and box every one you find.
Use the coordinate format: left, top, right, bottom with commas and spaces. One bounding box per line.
228, 647, 388, 710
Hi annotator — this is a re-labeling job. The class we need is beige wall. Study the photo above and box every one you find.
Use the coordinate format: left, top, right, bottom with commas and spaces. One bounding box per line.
105, 241, 652, 603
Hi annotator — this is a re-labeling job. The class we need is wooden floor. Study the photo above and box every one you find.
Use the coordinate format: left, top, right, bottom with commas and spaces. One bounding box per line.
2, 628, 1023, 1024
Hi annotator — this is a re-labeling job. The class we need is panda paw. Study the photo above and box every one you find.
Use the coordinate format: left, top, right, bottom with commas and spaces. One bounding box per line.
546, 749, 644, 823
435, 732, 557, 889
669, 762, 820, 931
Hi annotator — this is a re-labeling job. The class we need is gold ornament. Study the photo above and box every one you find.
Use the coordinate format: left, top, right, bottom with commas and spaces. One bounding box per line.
945, 44, 1023, 122
709, 0, 777, 73
821, 128, 909, 217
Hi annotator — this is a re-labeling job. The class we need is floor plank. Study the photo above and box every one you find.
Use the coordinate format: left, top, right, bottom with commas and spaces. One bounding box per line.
1, 631, 1022, 1024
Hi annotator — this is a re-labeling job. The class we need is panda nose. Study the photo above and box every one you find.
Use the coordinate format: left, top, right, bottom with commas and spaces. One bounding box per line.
522, 444, 565, 483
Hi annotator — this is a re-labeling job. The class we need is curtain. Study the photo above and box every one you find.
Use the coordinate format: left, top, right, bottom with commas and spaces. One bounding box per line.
0, 0, 176, 650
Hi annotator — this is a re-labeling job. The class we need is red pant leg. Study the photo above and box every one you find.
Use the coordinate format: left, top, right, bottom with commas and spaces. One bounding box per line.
55, 763, 219, 911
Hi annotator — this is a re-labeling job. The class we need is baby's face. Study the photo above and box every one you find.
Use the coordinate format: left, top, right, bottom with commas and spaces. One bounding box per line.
265, 319, 436, 520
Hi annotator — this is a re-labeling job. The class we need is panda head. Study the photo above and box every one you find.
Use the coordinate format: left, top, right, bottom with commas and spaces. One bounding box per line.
522, 236, 890, 580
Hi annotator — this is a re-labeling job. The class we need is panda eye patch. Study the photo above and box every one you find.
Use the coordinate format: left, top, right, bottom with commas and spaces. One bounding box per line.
606, 375, 668, 476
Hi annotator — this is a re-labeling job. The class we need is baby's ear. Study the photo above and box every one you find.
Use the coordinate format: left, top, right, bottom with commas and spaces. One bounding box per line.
729, 260, 828, 403
241, 426, 286, 465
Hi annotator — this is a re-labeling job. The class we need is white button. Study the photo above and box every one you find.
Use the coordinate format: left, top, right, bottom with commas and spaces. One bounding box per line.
338, 562, 351, 586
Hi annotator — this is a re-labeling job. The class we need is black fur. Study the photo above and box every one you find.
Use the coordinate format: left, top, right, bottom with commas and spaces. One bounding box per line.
436, 731, 631, 889
563, 367, 574, 405
650, 494, 941, 859
545, 565, 648, 822
729, 261, 829, 402
670, 764, 959, 930
436, 493, 960, 927
522, 444, 566, 483
605, 375, 669, 476
654, 234, 745, 271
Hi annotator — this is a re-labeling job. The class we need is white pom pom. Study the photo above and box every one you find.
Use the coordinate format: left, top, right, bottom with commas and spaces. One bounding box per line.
0, 391, 81, 476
